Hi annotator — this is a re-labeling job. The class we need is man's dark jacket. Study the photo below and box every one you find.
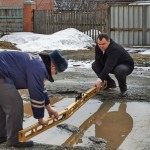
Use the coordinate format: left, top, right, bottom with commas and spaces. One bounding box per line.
95, 39, 134, 80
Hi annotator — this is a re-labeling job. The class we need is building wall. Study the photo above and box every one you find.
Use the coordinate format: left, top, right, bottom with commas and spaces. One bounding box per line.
34, 0, 54, 10
0, 0, 24, 7
0, 0, 54, 10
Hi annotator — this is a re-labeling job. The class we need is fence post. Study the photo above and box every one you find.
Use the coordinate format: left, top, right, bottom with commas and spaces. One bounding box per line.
142, 5, 147, 46
23, 0, 36, 32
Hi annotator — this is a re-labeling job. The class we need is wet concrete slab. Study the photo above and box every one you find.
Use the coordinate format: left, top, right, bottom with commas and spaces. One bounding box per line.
23, 98, 150, 150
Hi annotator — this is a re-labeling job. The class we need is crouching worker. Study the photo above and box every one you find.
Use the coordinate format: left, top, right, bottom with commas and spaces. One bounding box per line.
92, 33, 134, 97
0, 50, 68, 148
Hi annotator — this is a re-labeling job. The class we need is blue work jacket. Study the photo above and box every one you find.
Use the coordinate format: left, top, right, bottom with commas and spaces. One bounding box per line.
0, 51, 50, 119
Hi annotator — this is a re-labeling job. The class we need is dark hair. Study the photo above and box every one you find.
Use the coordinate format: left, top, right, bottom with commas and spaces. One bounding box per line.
39, 53, 51, 75
97, 33, 110, 41
39, 53, 54, 82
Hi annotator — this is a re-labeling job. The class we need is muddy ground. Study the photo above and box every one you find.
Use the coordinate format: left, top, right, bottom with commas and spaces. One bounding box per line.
0, 41, 150, 150
47, 50, 150, 102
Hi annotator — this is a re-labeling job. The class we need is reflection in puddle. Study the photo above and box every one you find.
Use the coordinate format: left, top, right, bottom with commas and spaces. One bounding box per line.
94, 102, 133, 150
62, 101, 150, 150
63, 102, 133, 150
24, 98, 150, 150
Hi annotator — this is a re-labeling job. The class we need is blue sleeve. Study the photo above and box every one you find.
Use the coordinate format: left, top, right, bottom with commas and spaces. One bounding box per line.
44, 92, 50, 106
27, 61, 50, 119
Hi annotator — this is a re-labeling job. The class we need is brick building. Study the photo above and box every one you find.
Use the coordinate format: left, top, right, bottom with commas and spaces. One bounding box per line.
0, 0, 54, 10
0, 0, 24, 7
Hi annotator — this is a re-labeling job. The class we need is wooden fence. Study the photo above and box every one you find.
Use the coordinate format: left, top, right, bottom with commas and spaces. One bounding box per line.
34, 6, 108, 42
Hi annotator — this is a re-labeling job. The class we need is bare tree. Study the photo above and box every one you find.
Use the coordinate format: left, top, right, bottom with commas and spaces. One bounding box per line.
54, 0, 97, 11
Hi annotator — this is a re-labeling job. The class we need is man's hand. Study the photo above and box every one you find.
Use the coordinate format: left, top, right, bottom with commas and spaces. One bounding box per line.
38, 105, 59, 125
38, 118, 49, 125
93, 78, 103, 92
45, 104, 59, 120
48, 107, 59, 119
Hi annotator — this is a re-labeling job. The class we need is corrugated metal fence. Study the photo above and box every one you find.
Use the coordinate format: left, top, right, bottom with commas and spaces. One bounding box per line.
110, 5, 150, 46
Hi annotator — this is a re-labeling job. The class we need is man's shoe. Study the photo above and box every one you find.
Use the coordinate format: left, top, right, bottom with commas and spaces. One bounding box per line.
0, 137, 7, 144
119, 91, 128, 97
7, 140, 34, 148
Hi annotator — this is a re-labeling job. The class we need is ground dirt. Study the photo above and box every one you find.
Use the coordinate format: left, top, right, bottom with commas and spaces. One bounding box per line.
47, 49, 150, 102
0, 41, 150, 150
0, 41, 20, 50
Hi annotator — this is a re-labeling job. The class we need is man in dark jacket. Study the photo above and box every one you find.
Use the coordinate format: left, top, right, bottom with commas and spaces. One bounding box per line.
0, 50, 68, 148
92, 33, 134, 97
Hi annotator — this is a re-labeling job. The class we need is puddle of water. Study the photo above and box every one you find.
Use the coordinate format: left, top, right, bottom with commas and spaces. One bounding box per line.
23, 102, 33, 116
71, 101, 150, 150
23, 98, 150, 150
23, 98, 62, 117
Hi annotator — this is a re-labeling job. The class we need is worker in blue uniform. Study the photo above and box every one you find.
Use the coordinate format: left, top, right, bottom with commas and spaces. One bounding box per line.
0, 50, 68, 148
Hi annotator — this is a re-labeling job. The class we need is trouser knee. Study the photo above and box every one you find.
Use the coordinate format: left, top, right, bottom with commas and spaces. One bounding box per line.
114, 68, 125, 78
113, 64, 131, 79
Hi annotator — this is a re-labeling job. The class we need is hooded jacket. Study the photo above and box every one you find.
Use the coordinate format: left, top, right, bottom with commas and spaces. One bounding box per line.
95, 39, 134, 80
0, 51, 50, 119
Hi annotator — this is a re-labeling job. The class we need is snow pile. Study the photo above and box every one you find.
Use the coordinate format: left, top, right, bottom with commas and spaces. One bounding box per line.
0, 28, 95, 52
